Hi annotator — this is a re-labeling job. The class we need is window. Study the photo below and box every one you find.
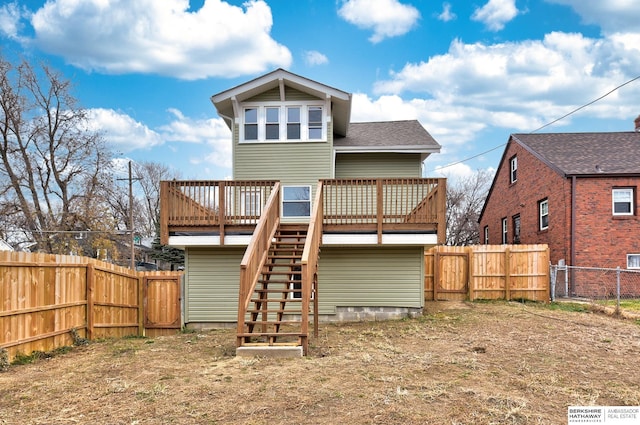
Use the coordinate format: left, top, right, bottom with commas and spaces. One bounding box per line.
501, 218, 508, 244
287, 107, 301, 139
509, 155, 517, 183
241, 104, 324, 142
265, 107, 280, 140
612, 188, 634, 216
512, 214, 520, 244
308, 106, 323, 139
539, 199, 549, 230
283, 186, 311, 217
244, 108, 258, 140
484, 226, 489, 245
627, 254, 640, 269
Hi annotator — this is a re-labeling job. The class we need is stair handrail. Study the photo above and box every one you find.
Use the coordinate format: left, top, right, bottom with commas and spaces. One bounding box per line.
301, 180, 323, 345
237, 182, 281, 344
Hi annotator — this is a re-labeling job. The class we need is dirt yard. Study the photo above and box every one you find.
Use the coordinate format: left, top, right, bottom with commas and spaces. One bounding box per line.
1, 301, 639, 424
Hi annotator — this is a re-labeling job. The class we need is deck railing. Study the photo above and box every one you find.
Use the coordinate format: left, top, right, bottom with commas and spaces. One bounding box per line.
321, 178, 446, 243
237, 182, 281, 346
160, 180, 277, 244
160, 177, 446, 245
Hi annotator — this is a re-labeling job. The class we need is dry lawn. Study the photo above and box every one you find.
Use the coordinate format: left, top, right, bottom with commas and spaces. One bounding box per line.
1, 301, 639, 424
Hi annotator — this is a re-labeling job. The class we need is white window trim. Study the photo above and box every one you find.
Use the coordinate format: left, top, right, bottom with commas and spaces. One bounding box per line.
612, 188, 634, 216
282, 185, 312, 218
539, 199, 549, 231
240, 102, 326, 143
509, 155, 517, 183
627, 254, 640, 269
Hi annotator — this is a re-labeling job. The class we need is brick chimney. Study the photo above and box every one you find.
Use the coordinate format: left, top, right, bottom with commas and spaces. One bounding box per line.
635, 115, 640, 132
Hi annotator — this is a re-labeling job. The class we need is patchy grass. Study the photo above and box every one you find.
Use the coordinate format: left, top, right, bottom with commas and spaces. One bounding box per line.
1, 301, 639, 424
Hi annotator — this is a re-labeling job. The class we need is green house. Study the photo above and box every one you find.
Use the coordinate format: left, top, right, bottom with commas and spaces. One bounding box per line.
160, 69, 445, 355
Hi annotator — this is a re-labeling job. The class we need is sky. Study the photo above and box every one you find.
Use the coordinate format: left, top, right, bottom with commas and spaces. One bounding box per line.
1, 0, 639, 183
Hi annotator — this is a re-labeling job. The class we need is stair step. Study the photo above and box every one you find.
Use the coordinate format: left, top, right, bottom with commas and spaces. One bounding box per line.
250, 298, 302, 303
247, 309, 302, 314
255, 287, 301, 292
237, 332, 305, 337
244, 320, 302, 326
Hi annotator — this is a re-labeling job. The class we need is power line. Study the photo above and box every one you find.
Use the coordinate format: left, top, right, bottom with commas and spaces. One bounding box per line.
430, 74, 640, 173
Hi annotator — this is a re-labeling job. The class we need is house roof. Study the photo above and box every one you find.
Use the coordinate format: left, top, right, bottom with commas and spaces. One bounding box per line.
512, 132, 640, 176
211, 68, 352, 136
334, 120, 441, 156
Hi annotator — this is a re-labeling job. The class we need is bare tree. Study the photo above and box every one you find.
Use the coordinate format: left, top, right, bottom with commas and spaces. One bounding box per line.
0, 54, 113, 253
133, 161, 180, 237
446, 169, 493, 246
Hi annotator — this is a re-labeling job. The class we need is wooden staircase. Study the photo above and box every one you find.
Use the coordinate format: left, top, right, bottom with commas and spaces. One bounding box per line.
237, 225, 310, 352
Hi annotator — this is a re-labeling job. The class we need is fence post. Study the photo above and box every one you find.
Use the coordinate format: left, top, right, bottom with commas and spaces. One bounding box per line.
550, 264, 556, 302
433, 247, 439, 301
504, 247, 511, 301
616, 266, 621, 315
138, 274, 145, 337
86, 264, 95, 340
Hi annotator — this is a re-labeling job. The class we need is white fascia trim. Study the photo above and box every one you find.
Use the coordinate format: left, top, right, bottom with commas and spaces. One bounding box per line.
322, 233, 437, 245
167, 235, 251, 248
334, 146, 440, 154
211, 70, 350, 104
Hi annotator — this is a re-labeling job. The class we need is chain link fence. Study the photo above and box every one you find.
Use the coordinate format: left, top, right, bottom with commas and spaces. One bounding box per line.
550, 264, 640, 311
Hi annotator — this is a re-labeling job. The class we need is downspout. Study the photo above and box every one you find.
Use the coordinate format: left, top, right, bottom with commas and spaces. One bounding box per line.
570, 175, 576, 294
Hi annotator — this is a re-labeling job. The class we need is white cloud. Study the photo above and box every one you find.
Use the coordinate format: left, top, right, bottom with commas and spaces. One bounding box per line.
304, 50, 329, 66
159, 109, 232, 169
86, 108, 164, 151
545, 0, 640, 34
86, 108, 232, 169
371, 33, 640, 140
22, 0, 291, 80
338, 0, 420, 43
0, 2, 24, 39
437, 3, 456, 22
471, 0, 520, 31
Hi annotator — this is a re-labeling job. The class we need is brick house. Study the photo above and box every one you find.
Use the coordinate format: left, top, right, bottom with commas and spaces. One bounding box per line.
478, 129, 640, 270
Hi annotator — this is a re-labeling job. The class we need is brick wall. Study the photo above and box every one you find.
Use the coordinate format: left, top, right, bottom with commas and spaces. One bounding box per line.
479, 138, 570, 264
573, 177, 640, 268
480, 138, 640, 268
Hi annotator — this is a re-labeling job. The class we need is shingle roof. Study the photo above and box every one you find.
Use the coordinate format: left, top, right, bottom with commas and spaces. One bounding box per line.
334, 120, 441, 151
512, 132, 640, 175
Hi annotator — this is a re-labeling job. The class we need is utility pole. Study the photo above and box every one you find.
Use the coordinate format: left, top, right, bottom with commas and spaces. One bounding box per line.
128, 161, 135, 270
117, 161, 139, 270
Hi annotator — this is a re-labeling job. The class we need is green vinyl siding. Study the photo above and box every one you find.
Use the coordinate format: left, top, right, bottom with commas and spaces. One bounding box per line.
246, 86, 322, 102
335, 153, 422, 178
317, 246, 424, 314
184, 247, 244, 322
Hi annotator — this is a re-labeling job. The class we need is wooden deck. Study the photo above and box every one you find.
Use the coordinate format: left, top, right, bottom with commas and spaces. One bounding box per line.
160, 177, 446, 245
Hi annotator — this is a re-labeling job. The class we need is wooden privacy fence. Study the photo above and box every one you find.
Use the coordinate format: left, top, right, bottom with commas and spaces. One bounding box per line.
0, 251, 182, 363
425, 245, 549, 302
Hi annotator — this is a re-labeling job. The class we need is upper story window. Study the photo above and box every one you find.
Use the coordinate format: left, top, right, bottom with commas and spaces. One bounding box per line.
241, 103, 325, 143
501, 218, 508, 244
265, 107, 280, 140
308, 106, 323, 140
509, 155, 517, 184
244, 108, 258, 140
287, 107, 301, 140
539, 199, 549, 230
484, 225, 489, 245
612, 188, 634, 216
